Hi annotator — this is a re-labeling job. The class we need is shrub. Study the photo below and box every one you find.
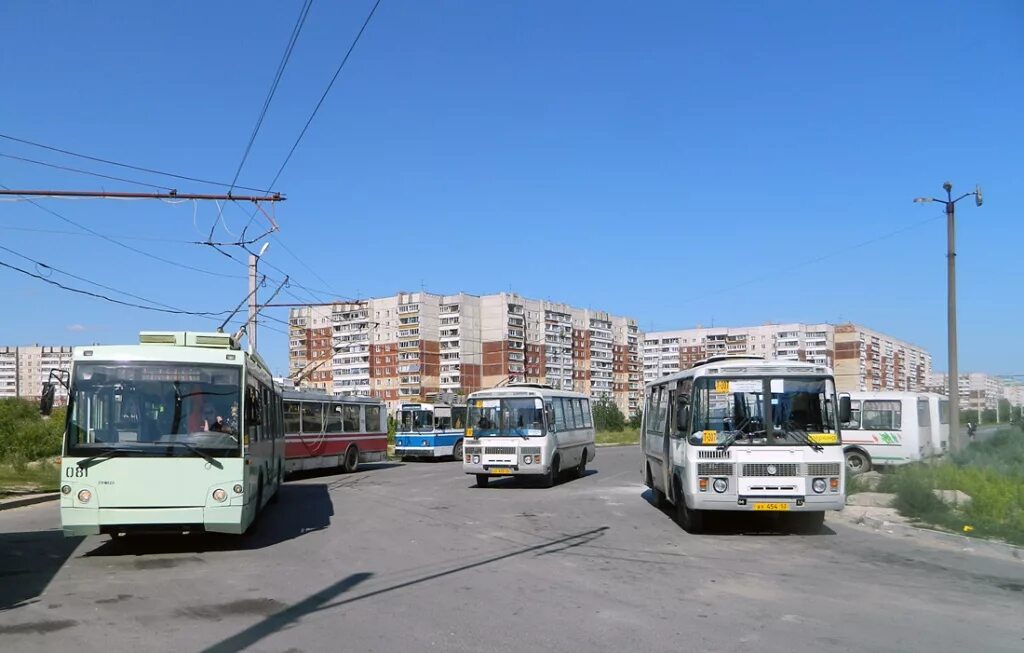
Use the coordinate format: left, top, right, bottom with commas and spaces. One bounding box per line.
592, 399, 625, 432
0, 399, 64, 466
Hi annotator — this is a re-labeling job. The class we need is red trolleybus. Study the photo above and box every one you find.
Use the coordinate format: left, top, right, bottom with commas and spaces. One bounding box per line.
282, 390, 387, 474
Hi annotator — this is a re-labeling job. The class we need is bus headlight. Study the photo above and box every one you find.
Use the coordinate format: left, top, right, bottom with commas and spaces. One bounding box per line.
713, 478, 728, 493
77, 489, 92, 504
212, 489, 227, 503
812, 478, 827, 494
523, 455, 533, 465
61, 485, 71, 495
472, 455, 480, 464
233, 484, 243, 495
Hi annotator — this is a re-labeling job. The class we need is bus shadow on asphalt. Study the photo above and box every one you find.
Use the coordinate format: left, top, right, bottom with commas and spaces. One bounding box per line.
468, 470, 598, 489
640, 489, 837, 537
80, 483, 334, 558
285, 461, 405, 482
0, 530, 84, 611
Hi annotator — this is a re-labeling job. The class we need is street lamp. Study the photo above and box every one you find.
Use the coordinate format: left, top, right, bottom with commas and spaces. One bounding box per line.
914, 182, 982, 453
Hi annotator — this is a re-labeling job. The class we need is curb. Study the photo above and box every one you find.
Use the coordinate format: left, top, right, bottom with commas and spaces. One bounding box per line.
0, 493, 59, 511
843, 511, 1024, 562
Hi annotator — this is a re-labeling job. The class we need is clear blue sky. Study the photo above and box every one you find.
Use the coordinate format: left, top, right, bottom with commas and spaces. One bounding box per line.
0, 1, 1020, 377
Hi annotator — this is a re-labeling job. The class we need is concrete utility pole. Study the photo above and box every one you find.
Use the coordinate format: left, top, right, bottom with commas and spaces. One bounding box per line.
247, 243, 270, 353
914, 181, 982, 453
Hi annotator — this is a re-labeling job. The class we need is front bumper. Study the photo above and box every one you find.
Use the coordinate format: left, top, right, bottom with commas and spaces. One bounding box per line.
61, 505, 247, 536
689, 494, 844, 512
395, 447, 441, 458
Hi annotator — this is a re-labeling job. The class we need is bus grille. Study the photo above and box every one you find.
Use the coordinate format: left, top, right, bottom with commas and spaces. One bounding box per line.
697, 450, 730, 459
742, 463, 799, 477
806, 463, 841, 476
485, 447, 516, 455
697, 463, 734, 476
464, 447, 482, 455
519, 447, 541, 455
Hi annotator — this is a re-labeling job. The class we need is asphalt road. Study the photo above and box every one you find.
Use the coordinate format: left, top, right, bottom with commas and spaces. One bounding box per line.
2, 447, 1023, 653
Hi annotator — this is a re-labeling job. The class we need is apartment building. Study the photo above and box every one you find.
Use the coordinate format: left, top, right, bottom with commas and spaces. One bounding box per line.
926, 372, 1005, 411
287, 304, 334, 394
0, 345, 74, 404
643, 322, 930, 393
289, 291, 642, 415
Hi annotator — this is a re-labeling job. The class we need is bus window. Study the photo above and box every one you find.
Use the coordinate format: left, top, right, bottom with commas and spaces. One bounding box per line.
284, 402, 300, 433
843, 400, 862, 429
862, 400, 901, 430
572, 399, 585, 428
581, 399, 593, 428
939, 400, 950, 424
451, 406, 466, 430
326, 403, 342, 432
343, 405, 360, 432
365, 405, 381, 432
302, 402, 324, 434
918, 399, 931, 427
553, 399, 566, 431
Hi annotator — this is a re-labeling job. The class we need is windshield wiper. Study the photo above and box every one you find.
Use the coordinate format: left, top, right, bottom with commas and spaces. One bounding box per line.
151, 440, 224, 468
780, 423, 824, 453
76, 447, 147, 469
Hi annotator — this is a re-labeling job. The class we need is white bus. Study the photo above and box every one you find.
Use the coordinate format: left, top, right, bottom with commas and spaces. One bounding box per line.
641, 357, 848, 533
462, 383, 595, 488
45, 331, 284, 538
839, 391, 949, 473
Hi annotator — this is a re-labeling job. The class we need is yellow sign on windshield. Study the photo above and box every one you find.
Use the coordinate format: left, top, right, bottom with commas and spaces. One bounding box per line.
808, 433, 838, 444
465, 427, 474, 438
715, 380, 730, 393
702, 430, 718, 445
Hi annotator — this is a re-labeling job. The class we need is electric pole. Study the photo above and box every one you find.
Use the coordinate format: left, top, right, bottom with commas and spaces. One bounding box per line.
248, 243, 271, 353
914, 181, 982, 453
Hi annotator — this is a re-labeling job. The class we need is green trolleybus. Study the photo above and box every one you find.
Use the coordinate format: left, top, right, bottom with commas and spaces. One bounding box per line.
46, 331, 284, 537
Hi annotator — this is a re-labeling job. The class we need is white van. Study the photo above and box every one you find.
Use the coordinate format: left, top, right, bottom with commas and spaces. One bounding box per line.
839, 391, 938, 472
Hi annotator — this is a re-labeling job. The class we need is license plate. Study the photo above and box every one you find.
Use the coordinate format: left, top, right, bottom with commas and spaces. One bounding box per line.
489, 468, 513, 475
752, 502, 790, 511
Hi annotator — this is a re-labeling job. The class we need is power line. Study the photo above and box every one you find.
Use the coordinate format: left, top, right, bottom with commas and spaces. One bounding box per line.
0, 152, 176, 191
0, 224, 194, 243
228, 0, 315, 196
266, 0, 382, 190
0, 183, 245, 279
0, 132, 276, 195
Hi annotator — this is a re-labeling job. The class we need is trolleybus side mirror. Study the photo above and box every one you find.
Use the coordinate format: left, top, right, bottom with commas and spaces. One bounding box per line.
39, 383, 56, 416
839, 396, 852, 424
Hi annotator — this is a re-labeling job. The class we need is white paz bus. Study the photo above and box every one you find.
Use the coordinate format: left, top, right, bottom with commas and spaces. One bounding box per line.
44, 331, 284, 537
642, 357, 849, 533
462, 383, 595, 488
839, 391, 949, 473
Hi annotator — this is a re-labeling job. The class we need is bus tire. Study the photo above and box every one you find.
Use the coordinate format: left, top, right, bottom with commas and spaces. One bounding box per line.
452, 439, 464, 461
475, 474, 489, 488
542, 454, 560, 488
674, 478, 703, 534
343, 446, 359, 473
575, 449, 587, 478
844, 448, 871, 474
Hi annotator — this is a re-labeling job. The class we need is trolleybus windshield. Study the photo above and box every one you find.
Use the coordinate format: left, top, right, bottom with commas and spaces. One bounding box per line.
65, 362, 242, 457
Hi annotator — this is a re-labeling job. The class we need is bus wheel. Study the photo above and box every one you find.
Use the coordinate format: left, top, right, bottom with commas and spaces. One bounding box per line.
343, 446, 359, 473
452, 439, 464, 461
475, 474, 489, 488
542, 455, 560, 488
575, 450, 587, 478
674, 479, 703, 534
844, 449, 871, 474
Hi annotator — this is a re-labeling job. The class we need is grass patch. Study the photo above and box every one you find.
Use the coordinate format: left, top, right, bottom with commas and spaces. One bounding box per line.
0, 461, 61, 498
878, 429, 1024, 545
595, 429, 640, 446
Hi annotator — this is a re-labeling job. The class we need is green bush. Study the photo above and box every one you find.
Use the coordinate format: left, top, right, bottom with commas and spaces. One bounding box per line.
0, 399, 64, 466
592, 399, 625, 432
882, 430, 1024, 545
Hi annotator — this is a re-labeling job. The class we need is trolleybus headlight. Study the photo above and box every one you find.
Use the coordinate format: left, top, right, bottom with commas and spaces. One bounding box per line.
713, 478, 728, 493
523, 455, 533, 465
77, 489, 92, 504
61, 484, 71, 495
812, 478, 827, 494
212, 489, 227, 503
472, 455, 480, 464
233, 484, 243, 495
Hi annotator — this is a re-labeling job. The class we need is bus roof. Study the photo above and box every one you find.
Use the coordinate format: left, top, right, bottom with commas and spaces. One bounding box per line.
468, 385, 589, 401
646, 358, 834, 389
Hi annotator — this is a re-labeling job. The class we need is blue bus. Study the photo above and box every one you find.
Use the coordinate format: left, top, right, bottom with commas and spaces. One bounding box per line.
394, 402, 467, 460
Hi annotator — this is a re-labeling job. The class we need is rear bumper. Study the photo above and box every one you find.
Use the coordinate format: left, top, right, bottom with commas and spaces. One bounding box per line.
61, 505, 246, 537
